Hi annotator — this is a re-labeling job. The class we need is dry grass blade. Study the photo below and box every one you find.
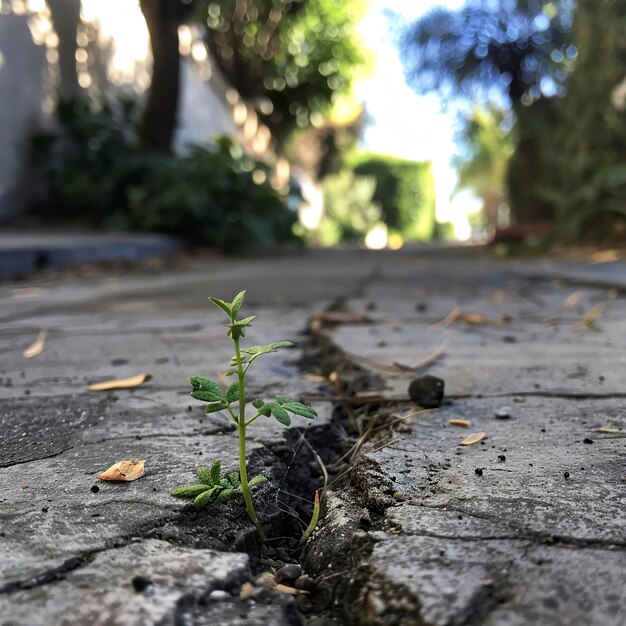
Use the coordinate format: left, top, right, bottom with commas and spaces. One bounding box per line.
596, 427, 620, 433
275, 584, 309, 596
97, 460, 145, 481
459, 432, 486, 446
88, 374, 152, 391
428, 307, 461, 331
392, 345, 445, 372
23, 330, 47, 359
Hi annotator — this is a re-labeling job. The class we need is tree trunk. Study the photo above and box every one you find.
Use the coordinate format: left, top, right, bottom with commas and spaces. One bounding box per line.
138, 0, 192, 153
47, 0, 81, 101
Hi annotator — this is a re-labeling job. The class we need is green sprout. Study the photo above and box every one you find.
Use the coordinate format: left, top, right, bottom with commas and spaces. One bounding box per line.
171, 290, 317, 540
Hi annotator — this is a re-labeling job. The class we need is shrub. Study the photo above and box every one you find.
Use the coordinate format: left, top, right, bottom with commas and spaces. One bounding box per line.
30, 98, 300, 253
349, 153, 436, 240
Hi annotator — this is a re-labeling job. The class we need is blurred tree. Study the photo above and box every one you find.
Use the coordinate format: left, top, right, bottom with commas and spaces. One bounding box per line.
535, 0, 626, 241
203, 0, 366, 143
138, 0, 194, 153
455, 108, 515, 228
402, 0, 576, 224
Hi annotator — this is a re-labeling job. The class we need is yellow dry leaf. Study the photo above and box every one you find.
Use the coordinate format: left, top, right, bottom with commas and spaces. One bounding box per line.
591, 249, 620, 264
461, 313, 488, 325
573, 305, 603, 330
240, 582, 255, 601
449, 419, 471, 427
88, 374, 152, 391
304, 373, 327, 383
596, 427, 620, 433
460, 432, 486, 446
563, 291, 582, 309
97, 460, 145, 482
23, 330, 47, 358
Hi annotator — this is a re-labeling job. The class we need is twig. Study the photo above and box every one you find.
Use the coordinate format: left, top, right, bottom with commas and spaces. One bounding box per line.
339, 345, 445, 374
428, 307, 461, 331
301, 393, 472, 405
370, 439, 402, 454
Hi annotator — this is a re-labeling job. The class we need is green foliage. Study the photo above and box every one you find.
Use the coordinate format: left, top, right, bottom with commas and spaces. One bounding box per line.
531, 0, 626, 242
30, 98, 299, 253
314, 170, 381, 246
350, 154, 436, 239
171, 458, 267, 509
171, 290, 317, 539
203, 0, 367, 140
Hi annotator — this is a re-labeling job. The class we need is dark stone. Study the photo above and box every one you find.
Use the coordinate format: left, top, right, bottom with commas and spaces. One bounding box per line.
408, 375, 445, 408
90, 485, 100, 493
563, 471, 570, 479
475, 468, 483, 476
131, 575, 153, 592
276, 564, 302, 583
583, 438, 594, 444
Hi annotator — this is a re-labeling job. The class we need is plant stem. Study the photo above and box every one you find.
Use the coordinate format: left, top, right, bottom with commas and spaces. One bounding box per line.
234, 336, 266, 541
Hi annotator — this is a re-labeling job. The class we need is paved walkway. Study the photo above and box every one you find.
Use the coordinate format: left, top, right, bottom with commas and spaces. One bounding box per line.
0, 248, 624, 625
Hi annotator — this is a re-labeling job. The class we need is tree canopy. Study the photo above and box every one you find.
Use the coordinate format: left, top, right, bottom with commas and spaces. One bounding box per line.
203, 0, 366, 141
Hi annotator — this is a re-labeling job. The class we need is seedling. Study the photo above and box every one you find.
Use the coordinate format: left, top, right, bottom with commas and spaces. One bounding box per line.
171, 291, 317, 540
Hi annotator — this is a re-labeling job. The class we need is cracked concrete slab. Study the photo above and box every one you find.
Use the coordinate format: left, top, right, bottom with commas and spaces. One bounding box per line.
304, 251, 626, 626
2, 248, 625, 625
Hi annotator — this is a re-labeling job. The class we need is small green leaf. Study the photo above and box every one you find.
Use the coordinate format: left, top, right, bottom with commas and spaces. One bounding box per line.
171, 484, 210, 499
224, 369, 237, 377
230, 290, 246, 318
209, 297, 232, 317
226, 382, 240, 403
218, 488, 234, 502
259, 405, 272, 417
203, 401, 228, 414
283, 401, 317, 419
241, 341, 294, 357
270, 404, 291, 426
248, 475, 267, 488
227, 471, 241, 487
196, 466, 214, 485
188, 376, 224, 402
276, 395, 290, 404
210, 459, 221, 485
251, 398, 265, 409
193, 489, 214, 509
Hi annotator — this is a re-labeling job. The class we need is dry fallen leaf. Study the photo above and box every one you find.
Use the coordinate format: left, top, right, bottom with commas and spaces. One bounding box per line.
563, 291, 582, 309
461, 313, 488, 325
459, 432, 487, 446
97, 460, 145, 482
23, 330, 47, 359
591, 249, 620, 264
303, 373, 327, 383
449, 419, 471, 427
310, 311, 373, 325
596, 427, 620, 433
88, 374, 152, 391
240, 582, 255, 601
573, 304, 604, 330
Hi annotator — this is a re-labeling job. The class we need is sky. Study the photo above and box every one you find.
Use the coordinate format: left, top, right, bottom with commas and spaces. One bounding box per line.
356, 0, 480, 236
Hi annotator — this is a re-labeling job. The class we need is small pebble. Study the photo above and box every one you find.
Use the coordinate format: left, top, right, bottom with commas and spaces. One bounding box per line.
90, 485, 100, 493
498, 455, 506, 462
208, 590, 231, 602
408, 375, 445, 408
513, 396, 526, 403
563, 471, 570, 479
494, 407, 511, 419
583, 438, 594, 444
131, 575, 153, 592
276, 563, 302, 583
295, 575, 317, 592
475, 468, 483, 476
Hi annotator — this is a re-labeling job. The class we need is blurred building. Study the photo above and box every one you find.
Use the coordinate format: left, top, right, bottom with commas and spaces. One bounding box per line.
0, 0, 276, 219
